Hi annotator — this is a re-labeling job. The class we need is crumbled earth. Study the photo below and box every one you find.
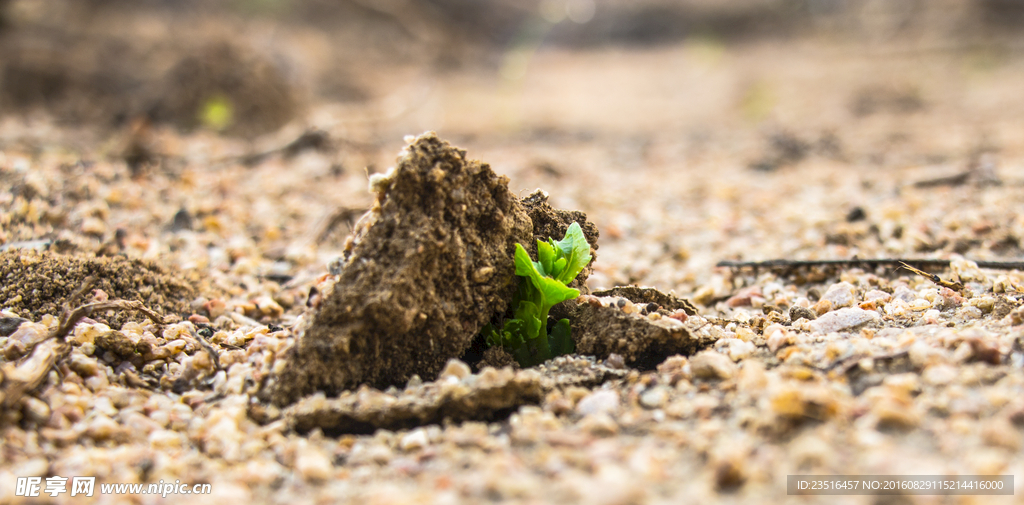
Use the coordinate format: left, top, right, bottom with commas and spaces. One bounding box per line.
570, 293, 711, 368
593, 286, 699, 315
268, 133, 535, 405
0, 249, 200, 327
283, 356, 630, 435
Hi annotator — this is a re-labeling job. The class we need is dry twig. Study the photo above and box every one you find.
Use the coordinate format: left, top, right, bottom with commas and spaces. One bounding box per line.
897, 261, 966, 292
717, 258, 1024, 273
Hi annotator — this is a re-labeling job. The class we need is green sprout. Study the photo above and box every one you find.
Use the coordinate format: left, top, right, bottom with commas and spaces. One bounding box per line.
485, 222, 592, 367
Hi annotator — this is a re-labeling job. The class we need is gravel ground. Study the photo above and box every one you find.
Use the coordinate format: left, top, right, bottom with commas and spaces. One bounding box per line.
2, 28, 1024, 505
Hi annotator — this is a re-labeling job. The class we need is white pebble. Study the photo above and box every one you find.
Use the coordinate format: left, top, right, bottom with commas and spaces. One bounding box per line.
576, 389, 621, 416
438, 358, 471, 381
909, 299, 932, 311
810, 308, 879, 334
822, 282, 857, 308
149, 429, 183, 449
959, 306, 983, 320
885, 299, 909, 317
921, 309, 941, 325
295, 444, 333, 482
923, 364, 958, 385
87, 414, 119, 440
400, 428, 430, 451
767, 328, 793, 352
639, 387, 669, 409
864, 290, 892, 303
689, 350, 737, 380
164, 339, 187, 355
728, 339, 756, 361
69, 353, 102, 377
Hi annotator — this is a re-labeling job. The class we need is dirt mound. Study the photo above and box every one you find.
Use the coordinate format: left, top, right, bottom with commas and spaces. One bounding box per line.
0, 249, 199, 327
150, 41, 299, 138
0, 23, 298, 137
269, 133, 534, 406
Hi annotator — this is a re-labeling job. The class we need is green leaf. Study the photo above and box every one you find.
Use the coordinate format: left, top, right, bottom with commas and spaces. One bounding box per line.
549, 318, 574, 356
537, 240, 556, 277
513, 243, 538, 278
516, 301, 543, 341
484, 323, 500, 347
552, 222, 592, 284
514, 243, 579, 308
552, 257, 567, 279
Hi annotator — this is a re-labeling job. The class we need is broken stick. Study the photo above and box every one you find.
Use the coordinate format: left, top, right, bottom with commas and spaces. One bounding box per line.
717, 258, 1024, 272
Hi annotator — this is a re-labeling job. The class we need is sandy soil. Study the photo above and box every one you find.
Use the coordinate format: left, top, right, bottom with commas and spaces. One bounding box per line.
2, 2, 1024, 504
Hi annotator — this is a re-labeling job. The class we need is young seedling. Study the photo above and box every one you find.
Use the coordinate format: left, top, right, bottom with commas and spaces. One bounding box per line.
485, 222, 592, 367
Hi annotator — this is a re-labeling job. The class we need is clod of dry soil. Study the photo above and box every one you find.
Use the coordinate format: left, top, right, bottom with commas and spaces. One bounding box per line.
269, 132, 536, 405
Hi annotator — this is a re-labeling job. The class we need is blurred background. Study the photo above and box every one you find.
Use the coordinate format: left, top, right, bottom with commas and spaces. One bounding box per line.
2, 0, 1024, 140
2, 0, 1024, 292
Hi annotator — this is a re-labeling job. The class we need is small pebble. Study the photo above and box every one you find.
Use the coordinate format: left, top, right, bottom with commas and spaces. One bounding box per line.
576, 389, 620, 416
438, 359, 471, 380
189, 314, 211, 324
69, 353, 102, 377
767, 328, 793, 352
864, 289, 892, 303
689, 350, 736, 380
959, 306, 983, 320
789, 305, 816, 322
149, 429, 183, 449
22, 396, 51, 424
811, 299, 833, 316
639, 387, 668, 409
873, 400, 920, 431
728, 339, 756, 361
295, 444, 333, 482
810, 308, 879, 334
605, 353, 626, 369
822, 281, 856, 308
578, 413, 618, 436
87, 414, 120, 440
656, 355, 688, 375
399, 428, 430, 451
909, 298, 932, 311
923, 364, 957, 385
